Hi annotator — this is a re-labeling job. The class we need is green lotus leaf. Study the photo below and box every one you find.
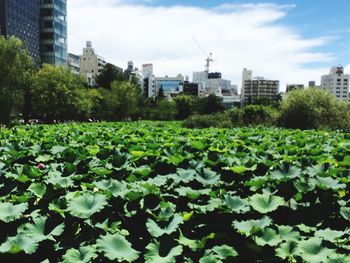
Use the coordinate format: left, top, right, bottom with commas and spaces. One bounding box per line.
196, 168, 220, 185
96, 233, 140, 262
199, 255, 223, 263
312, 176, 346, 190
315, 228, 345, 242
176, 187, 211, 200
225, 166, 247, 174
51, 145, 66, 155
133, 165, 152, 177
275, 242, 297, 260
172, 168, 196, 183
91, 167, 113, 177
67, 193, 107, 219
211, 244, 238, 259
233, 216, 272, 237
46, 171, 74, 189
270, 165, 301, 181
255, 228, 283, 247
144, 241, 183, 263
0, 233, 38, 254
249, 192, 285, 214
146, 214, 183, 237
294, 178, 316, 193
0, 202, 28, 223
296, 237, 336, 263
296, 224, 316, 233
191, 198, 223, 213
224, 194, 250, 213
18, 216, 64, 242
177, 230, 200, 251
327, 254, 350, 263
62, 246, 97, 263
340, 207, 350, 221
28, 183, 47, 198
278, 225, 300, 243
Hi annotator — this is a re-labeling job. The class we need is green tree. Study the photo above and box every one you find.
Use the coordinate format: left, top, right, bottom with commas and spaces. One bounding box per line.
97, 81, 140, 121
0, 36, 35, 125
197, 94, 225, 115
96, 63, 125, 89
174, 95, 197, 120
279, 88, 350, 130
157, 87, 165, 101
31, 64, 92, 122
149, 100, 177, 120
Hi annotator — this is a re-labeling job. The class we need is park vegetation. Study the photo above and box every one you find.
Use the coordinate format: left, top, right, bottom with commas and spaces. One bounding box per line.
1, 36, 350, 131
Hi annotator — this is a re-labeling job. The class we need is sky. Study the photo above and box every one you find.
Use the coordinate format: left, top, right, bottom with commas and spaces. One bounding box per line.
67, 0, 350, 92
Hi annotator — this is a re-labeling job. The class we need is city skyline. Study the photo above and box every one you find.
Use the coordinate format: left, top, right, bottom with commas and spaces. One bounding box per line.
69, 1, 348, 90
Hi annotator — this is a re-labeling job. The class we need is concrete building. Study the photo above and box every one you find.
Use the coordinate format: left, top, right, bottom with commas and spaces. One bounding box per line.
193, 71, 233, 97
286, 84, 304, 93
68, 53, 80, 75
308, 81, 316, 87
155, 75, 184, 98
40, 0, 67, 66
241, 68, 279, 104
321, 66, 349, 102
183, 81, 199, 96
79, 41, 107, 86
0, 0, 41, 62
143, 64, 156, 97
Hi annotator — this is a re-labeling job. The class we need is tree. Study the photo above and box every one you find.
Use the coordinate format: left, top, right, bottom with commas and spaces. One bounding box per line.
31, 64, 92, 122
196, 94, 225, 115
96, 81, 140, 121
0, 36, 35, 125
96, 63, 125, 89
149, 100, 177, 120
279, 88, 350, 130
174, 95, 197, 120
157, 87, 165, 101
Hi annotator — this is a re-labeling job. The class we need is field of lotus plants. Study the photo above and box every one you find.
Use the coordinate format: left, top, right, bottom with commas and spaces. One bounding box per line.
0, 121, 350, 262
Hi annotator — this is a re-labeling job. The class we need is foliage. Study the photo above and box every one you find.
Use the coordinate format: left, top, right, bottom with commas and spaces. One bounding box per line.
0, 122, 349, 262
279, 88, 350, 130
31, 64, 92, 122
95, 63, 125, 89
174, 95, 198, 120
196, 94, 225, 115
0, 36, 35, 125
148, 100, 177, 120
94, 80, 141, 121
183, 112, 232, 128
230, 105, 280, 126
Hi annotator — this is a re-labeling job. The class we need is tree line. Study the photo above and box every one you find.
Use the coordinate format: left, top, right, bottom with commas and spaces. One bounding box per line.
0, 36, 224, 126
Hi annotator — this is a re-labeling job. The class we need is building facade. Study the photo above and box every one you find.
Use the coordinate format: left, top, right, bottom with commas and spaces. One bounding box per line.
143, 64, 155, 97
241, 68, 279, 103
0, 0, 41, 62
79, 41, 107, 86
155, 75, 184, 98
320, 66, 349, 102
68, 53, 80, 75
39, 0, 67, 66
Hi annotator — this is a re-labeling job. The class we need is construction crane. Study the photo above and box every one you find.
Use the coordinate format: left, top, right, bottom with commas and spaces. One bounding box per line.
192, 37, 214, 73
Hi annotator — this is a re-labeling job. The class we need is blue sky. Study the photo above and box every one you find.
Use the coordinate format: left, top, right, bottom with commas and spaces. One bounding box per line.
69, 0, 350, 90
146, 0, 350, 67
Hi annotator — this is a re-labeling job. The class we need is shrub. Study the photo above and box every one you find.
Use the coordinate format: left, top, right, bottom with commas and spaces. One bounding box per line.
279, 88, 350, 130
229, 105, 279, 126
183, 112, 232, 128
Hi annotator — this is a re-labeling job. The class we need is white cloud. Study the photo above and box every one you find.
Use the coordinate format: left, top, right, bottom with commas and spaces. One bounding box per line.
68, 1, 335, 91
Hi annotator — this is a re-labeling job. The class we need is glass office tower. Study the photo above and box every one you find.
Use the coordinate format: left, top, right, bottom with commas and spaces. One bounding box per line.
0, 0, 41, 62
40, 0, 67, 66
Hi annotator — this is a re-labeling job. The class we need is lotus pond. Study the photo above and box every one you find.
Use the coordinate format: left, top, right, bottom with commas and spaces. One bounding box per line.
0, 121, 350, 262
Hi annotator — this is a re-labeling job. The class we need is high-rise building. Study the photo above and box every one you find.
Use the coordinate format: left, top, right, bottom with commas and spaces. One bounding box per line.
143, 64, 155, 97
320, 66, 349, 102
0, 0, 41, 62
241, 68, 279, 104
286, 84, 304, 93
79, 41, 107, 86
39, 0, 67, 66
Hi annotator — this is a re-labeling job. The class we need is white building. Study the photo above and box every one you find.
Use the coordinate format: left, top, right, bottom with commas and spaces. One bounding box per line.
321, 66, 349, 102
192, 71, 233, 97
241, 68, 279, 104
143, 64, 156, 97
79, 41, 107, 86
68, 53, 80, 75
